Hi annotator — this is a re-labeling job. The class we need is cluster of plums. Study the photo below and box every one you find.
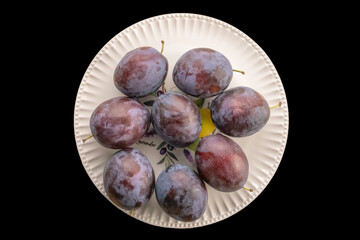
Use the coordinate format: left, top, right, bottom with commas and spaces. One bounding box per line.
85, 41, 275, 222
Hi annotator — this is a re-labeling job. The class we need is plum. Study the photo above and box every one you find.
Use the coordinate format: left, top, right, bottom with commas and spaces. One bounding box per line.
195, 134, 249, 192
173, 48, 233, 98
151, 91, 202, 148
155, 164, 208, 222
114, 45, 168, 97
89, 96, 150, 149
103, 148, 155, 210
210, 86, 270, 137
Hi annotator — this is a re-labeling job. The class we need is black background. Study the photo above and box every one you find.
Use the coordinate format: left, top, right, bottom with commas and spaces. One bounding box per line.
13, 2, 339, 237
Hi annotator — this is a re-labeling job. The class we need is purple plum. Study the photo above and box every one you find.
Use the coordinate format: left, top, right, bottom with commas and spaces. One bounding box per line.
89, 97, 150, 149
103, 148, 155, 210
114, 46, 168, 97
155, 164, 208, 222
195, 134, 249, 192
173, 48, 233, 98
211, 86, 270, 137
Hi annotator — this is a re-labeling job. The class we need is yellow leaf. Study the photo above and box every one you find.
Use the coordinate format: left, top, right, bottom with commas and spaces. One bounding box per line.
199, 108, 216, 138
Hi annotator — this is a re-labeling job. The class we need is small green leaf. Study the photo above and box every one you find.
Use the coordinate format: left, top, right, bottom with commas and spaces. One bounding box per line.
167, 151, 178, 161
157, 156, 166, 165
187, 138, 201, 151
165, 157, 172, 168
143, 100, 155, 106
194, 98, 205, 108
157, 141, 167, 150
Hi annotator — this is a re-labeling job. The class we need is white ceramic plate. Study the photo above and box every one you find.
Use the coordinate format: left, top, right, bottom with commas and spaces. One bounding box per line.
74, 13, 289, 228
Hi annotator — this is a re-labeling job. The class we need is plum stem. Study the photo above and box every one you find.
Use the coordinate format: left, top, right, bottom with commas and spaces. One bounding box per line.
160, 40, 166, 93
270, 102, 282, 109
242, 186, 253, 192
82, 134, 94, 143
233, 69, 245, 75
212, 128, 217, 135
160, 40, 165, 54
161, 81, 166, 93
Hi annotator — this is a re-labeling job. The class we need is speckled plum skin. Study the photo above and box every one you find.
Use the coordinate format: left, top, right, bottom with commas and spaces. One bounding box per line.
211, 86, 270, 137
195, 134, 249, 192
151, 91, 202, 148
173, 48, 233, 98
114, 47, 168, 97
155, 164, 208, 222
90, 97, 150, 149
103, 148, 155, 210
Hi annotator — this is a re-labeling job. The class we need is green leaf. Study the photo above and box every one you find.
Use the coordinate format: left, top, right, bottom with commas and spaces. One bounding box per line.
157, 156, 166, 165
167, 151, 178, 161
157, 141, 167, 150
143, 100, 155, 106
187, 138, 201, 151
165, 157, 172, 168
194, 98, 205, 108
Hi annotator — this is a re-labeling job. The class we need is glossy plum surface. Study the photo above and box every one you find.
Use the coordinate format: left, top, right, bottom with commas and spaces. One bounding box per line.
151, 91, 202, 148
195, 134, 248, 192
114, 47, 168, 97
90, 97, 150, 149
155, 164, 208, 222
173, 48, 233, 98
103, 148, 155, 210
211, 86, 270, 137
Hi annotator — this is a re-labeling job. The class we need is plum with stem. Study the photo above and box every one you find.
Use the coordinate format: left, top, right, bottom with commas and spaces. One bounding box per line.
173, 48, 233, 98
211, 86, 273, 137
195, 134, 250, 192
114, 41, 168, 97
